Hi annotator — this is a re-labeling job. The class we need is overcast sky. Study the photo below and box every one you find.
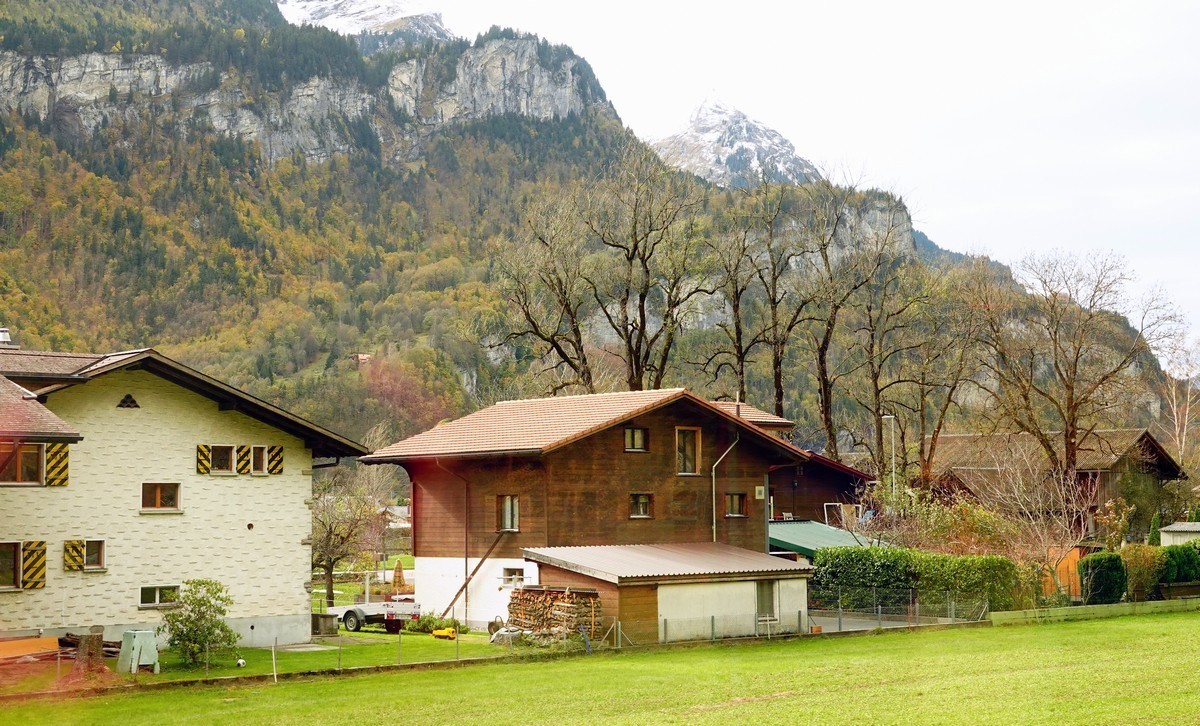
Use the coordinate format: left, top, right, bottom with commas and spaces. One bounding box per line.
435, 1, 1200, 330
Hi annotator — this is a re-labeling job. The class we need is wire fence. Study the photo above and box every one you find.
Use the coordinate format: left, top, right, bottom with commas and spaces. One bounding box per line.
808, 584, 989, 633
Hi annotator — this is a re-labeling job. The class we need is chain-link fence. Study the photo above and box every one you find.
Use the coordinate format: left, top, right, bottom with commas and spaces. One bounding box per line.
808, 584, 989, 632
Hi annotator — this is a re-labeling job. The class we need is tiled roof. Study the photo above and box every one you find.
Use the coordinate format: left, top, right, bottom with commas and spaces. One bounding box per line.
932, 429, 1183, 478
0, 376, 81, 441
709, 401, 793, 428
523, 542, 813, 584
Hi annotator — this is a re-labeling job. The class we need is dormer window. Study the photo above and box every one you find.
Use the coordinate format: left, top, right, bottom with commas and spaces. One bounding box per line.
624, 428, 648, 452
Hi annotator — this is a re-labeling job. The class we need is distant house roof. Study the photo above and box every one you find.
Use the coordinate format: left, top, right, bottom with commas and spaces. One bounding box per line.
0, 376, 81, 443
709, 401, 793, 428
362, 388, 813, 465
768, 520, 873, 558
0, 348, 365, 459
1161, 522, 1200, 533
932, 429, 1185, 481
523, 542, 813, 585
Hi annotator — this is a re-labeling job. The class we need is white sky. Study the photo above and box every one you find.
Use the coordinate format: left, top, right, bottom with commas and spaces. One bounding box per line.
436, 1, 1200, 329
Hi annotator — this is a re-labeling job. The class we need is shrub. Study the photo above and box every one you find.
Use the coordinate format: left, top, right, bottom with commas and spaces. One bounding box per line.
157, 579, 240, 667
1120, 544, 1165, 600
1161, 544, 1200, 583
1078, 552, 1126, 605
1148, 513, 1162, 545
407, 614, 468, 635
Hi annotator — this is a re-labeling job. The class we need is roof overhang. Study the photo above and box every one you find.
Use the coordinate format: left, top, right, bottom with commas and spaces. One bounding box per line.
0, 431, 84, 444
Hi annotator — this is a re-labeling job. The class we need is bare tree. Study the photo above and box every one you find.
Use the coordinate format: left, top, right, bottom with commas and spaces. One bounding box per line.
699, 221, 765, 403
312, 424, 399, 608
1158, 331, 1200, 477
970, 251, 1180, 478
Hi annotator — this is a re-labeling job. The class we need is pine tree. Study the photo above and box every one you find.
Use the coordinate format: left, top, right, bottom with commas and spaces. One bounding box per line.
1149, 512, 1162, 546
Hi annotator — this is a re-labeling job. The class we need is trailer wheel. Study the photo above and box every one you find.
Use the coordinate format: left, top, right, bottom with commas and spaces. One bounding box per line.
344, 610, 362, 632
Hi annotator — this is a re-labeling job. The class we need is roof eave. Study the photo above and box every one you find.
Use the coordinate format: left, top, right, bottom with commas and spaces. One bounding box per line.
361, 448, 545, 465
0, 431, 84, 443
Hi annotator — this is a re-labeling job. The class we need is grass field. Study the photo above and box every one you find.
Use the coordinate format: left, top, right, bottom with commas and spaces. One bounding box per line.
8, 612, 1200, 724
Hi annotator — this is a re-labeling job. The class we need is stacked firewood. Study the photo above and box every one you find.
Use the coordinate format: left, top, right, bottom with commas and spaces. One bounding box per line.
59, 632, 122, 659
507, 586, 603, 639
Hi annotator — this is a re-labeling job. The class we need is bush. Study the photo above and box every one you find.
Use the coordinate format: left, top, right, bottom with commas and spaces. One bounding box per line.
1149, 513, 1162, 545
1161, 544, 1200, 583
1078, 552, 1126, 605
1120, 544, 1165, 600
406, 614, 468, 635
157, 579, 240, 667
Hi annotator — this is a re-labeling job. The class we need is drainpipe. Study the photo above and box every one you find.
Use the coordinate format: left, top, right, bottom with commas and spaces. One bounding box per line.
711, 432, 740, 543
435, 458, 470, 622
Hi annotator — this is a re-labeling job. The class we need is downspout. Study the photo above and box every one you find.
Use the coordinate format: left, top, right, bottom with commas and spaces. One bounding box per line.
711, 432, 740, 543
435, 458, 470, 621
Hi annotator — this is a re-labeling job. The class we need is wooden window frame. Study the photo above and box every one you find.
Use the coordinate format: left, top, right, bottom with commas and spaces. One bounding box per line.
497, 494, 520, 533
0, 541, 20, 590
141, 482, 182, 513
250, 445, 268, 476
83, 540, 105, 571
624, 427, 648, 452
675, 427, 701, 475
0, 443, 44, 486
725, 492, 748, 518
208, 444, 236, 475
629, 492, 654, 519
139, 584, 180, 609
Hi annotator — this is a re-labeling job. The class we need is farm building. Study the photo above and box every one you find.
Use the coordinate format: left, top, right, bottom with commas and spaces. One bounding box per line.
0, 341, 365, 645
1160, 522, 1200, 546
524, 542, 813, 644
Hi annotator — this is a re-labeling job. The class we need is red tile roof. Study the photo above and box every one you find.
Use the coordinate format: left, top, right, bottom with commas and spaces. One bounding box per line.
709, 401, 793, 428
362, 388, 810, 464
0, 376, 81, 441
523, 542, 813, 584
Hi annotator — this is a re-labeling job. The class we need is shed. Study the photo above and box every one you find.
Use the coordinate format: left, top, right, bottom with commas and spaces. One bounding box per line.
523, 542, 813, 644
768, 520, 872, 562
1160, 522, 1200, 547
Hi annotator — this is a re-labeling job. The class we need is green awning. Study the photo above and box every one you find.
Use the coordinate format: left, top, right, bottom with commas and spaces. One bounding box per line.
768, 520, 873, 558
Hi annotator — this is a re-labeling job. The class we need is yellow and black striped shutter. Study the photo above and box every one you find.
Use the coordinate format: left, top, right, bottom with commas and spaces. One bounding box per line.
267, 446, 284, 475
45, 443, 68, 486
22, 541, 47, 589
236, 445, 251, 474
63, 540, 85, 571
196, 444, 211, 474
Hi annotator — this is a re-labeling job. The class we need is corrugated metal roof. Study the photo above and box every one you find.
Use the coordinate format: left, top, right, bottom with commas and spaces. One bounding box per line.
523, 542, 813, 584
1161, 522, 1200, 532
0, 376, 81, 441
768, 520, 873, 558
709, 401, 793, 428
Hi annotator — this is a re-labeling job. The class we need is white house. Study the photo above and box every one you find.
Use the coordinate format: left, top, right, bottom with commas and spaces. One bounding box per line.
0, 342, 365, 646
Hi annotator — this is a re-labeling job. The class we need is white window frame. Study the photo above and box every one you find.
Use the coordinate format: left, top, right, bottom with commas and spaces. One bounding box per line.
676, 427, 701, 475
139, 584, 180, 609
0, 541, 21, 590
624, 427, 648, 452
209, 444, 236, 475
141, 482, 182, 513
250, 445, 268, 476
83, 540, 106, 571
0, 442, 45, 486
498, 494, 520, 532
501, 568, 525, 588
629, 492, 653, 519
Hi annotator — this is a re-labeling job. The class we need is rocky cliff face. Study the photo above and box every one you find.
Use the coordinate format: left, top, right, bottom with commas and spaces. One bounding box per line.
0, 36, 608, 165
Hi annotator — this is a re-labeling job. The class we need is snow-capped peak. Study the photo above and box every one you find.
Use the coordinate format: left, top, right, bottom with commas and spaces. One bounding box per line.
653, 100, 821, 188
276, 0, 448, 37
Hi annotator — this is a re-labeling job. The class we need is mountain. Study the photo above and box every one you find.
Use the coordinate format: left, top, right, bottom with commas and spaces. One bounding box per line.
275, 0, 452, 42
652, 100, 821, 188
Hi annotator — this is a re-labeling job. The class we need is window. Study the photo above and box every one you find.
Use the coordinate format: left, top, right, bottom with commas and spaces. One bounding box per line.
84, 540, 105, 570
624, 427, 648, 452
725, 492, 747, 518
629, 493, 653, 518
209, 445, 235, 474
140, 585, 179, 608
142, 482, 180, 511
501, 568, 525, 587
0, 542, 19, 589
250, 445, 268, 475
756, 580, 776, 619
497, 495, 519, 532
676, 427, 700, 474
0, 443, 43, 485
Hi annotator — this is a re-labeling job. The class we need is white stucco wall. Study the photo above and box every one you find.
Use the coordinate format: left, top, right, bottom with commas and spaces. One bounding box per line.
1161, 529, 1200, 546
415, 556, 539, 628
657, 577, 808, 642
0, 369, 314, 646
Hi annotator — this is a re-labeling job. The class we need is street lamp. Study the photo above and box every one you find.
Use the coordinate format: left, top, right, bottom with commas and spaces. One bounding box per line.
880, 414, 896, 499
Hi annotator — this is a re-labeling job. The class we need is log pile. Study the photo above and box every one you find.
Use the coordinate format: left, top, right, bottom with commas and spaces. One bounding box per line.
508, 585, 603, 639
60, 632, 122, 659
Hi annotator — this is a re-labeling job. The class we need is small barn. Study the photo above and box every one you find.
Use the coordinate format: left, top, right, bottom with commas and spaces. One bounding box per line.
1160, 522, 1200, 546
523, 542, 813, 644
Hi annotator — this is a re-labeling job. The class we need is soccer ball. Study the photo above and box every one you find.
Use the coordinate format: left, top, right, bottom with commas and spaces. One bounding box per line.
236, 658, 247, 668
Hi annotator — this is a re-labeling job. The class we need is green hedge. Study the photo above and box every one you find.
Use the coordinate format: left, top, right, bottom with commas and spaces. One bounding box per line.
1078, 552, 1126, 605
1161, 544, 1200, 583
811, 546, 1021, 611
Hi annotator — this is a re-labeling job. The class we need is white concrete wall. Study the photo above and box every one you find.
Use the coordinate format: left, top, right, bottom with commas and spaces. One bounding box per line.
414, 555, 539, 628
0, 370, 314, 645
1161, 530, 1200, 546
657, 577, 808, 642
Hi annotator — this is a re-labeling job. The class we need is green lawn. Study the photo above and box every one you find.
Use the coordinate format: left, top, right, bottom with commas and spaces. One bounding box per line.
8, 612, 1200, 724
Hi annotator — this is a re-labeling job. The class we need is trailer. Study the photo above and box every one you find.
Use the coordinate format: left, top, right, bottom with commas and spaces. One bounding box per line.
328, 596, 421, 633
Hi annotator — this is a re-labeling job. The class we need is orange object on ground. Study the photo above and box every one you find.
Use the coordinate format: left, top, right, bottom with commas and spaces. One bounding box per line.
432, 627, 456, 640
0, 636, 58, 659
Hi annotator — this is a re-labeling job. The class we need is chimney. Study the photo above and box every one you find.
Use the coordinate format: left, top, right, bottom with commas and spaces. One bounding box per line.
0, 327, 17, 350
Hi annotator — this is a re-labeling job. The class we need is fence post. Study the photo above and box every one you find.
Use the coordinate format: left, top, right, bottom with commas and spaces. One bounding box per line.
946, 590, 952, 622
711, 615, 716, 641
397, 627, 402, 664
950, 592, 956, 621
663, 618, 668, 643
837, 587, 843, 632
617, 620, 622, 649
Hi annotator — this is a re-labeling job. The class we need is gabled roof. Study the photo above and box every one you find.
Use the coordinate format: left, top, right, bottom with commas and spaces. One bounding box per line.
933, 429, 1184, 480
523, 542, 813, 584
768, 520, 872, 558
709, 401, 793, 428
1161, 522, 1200, 533
361, 388, 809, 464
0, 348, 365, 458
0, 376, 81, 443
